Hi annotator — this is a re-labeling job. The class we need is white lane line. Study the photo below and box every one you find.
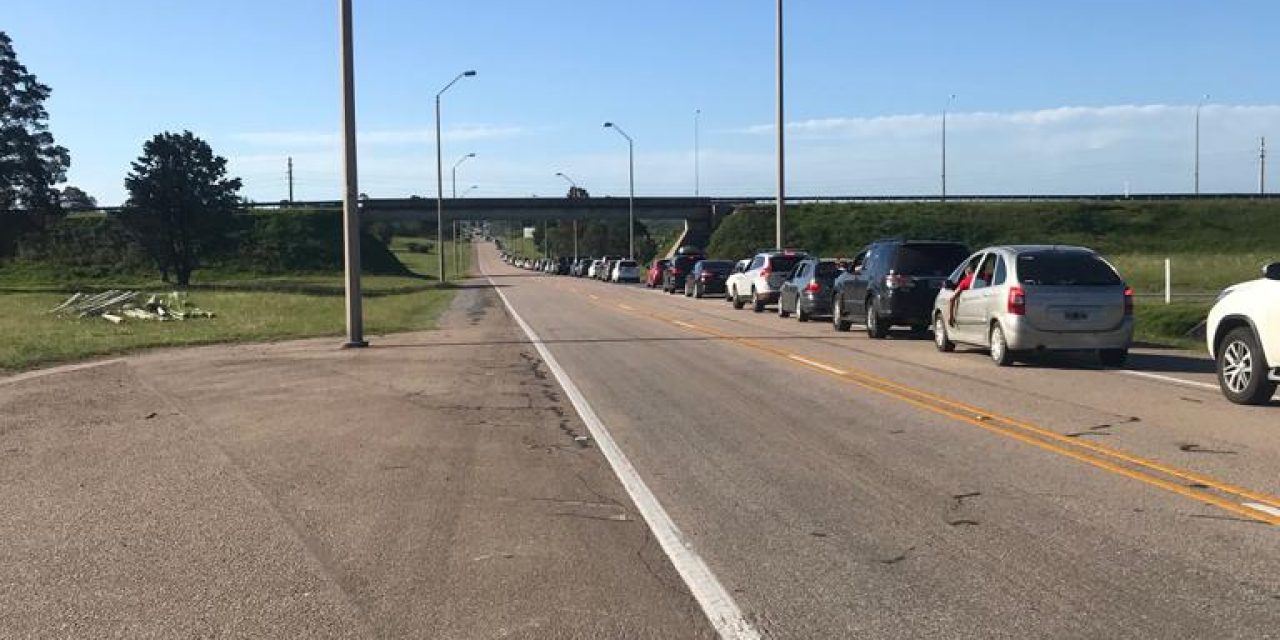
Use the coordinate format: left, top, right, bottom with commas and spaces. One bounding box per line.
787, 354, 848, 376
482, 265, 761, 639
1243, 502, 1280, 518
589, 294, 600, 300
673, 320, 700, 329
0, 358, 126, 387
619, 303, 635, 311
1118, 370, 1218, 391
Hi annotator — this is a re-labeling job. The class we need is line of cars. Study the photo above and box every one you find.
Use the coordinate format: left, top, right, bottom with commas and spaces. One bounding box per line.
500, 242, 1279, 405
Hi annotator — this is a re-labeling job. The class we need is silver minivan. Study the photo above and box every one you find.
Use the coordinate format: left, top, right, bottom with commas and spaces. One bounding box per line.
932, 246, 1134, 366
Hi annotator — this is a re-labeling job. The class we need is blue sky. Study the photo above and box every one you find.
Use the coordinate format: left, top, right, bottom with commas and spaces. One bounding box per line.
7, 0, 1280, 204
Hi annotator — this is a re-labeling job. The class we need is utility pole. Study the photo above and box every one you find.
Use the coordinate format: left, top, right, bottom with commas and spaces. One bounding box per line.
287, 156, 294, 204
695, 108, 701, 197
775, 0, 785, 250
1195, 95, 1209, 196
1260, 137, 1267, 196
942, 94, 956, 202
338, 0, 365, 347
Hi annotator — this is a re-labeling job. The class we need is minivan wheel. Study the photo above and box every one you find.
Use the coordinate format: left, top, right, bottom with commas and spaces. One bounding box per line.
1217, 327, 1278, 405
865, 297, 889, 339
990, 324, 1014, 366
1099, 348, 1128, 367
732, 287, 745, 309
752, 289, 765, 313
833, 297, 852, 332
797, 304, 810, 322
934, 314, 955, 352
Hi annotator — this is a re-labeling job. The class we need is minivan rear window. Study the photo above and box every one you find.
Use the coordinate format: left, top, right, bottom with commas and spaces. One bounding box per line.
1016, 252, 1122, 286
700, 260, 733, 272
893, 244, 971, 276
815, 262, 841, 277
619, 260, 637, 267
768, 256, 802, 273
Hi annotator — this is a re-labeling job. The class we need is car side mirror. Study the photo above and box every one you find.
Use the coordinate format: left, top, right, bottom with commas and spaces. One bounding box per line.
1265, 262, 1280, 281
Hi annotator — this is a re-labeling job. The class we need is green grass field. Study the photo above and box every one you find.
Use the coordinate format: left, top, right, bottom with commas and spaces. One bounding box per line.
0, 236, 472, 372
1110, 252, 1274, 296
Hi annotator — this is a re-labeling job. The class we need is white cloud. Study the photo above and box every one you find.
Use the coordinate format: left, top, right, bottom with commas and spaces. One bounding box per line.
232, 124, 525, 148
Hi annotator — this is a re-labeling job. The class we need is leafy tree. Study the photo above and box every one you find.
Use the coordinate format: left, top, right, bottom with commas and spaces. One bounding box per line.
122, 131, 242, 285
0, 31, 70, 222
59, 186, 97, 209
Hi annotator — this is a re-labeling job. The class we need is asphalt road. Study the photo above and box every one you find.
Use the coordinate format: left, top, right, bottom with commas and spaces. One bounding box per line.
481, 243, 1280, 639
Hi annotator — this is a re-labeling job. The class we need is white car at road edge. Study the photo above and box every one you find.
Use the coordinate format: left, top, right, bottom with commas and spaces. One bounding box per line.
1206, 261, 1280, 405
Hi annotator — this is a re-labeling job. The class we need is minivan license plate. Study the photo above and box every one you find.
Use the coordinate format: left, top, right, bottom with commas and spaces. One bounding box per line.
1065, 311, 1089, 321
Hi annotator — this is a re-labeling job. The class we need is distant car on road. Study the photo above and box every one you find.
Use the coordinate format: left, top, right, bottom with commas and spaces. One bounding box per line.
645, 259, 671, 288
831, 239, 971, 337
728, 249, 808, 312
932, 246, 1134, 366
1207, 261, 1280, 405
597, 256, 621, 281
684, 260, 735, 298
778, 258, 842, 321
611, 259, 641, 283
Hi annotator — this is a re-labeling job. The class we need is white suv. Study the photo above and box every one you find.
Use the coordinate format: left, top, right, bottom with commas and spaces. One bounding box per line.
1206, 262, 1280, 405
727, 250, 808, 312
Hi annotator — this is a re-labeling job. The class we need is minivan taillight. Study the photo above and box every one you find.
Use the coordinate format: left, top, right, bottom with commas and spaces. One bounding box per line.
1007, 286, 1026, 315
1123, 287, 1134, 316
760, 264, 772, 278
804, 280, 821, 293
701, 271, 715, 281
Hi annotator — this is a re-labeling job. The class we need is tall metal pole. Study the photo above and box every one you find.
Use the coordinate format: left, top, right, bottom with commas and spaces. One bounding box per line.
603, 123, 635, 258
942, 94, 955, 202
628, 139, 634, 258
435, 94, 445, 280
338, 0, 365, 347
775, 0, 785, 249
556, 172, 581, 262
287, 156, 294, 204
434, 71, 476, 282
695, 108, 701, 197
1195, 95, 1208, 196
1261, 136, 1267, 196
451, 152, 474, 199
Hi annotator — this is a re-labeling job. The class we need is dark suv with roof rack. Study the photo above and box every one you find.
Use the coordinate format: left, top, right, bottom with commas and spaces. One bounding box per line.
832, 239, 970, 337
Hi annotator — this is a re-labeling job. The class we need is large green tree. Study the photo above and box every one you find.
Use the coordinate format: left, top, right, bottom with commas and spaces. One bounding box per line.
123, 131, 242, 285
0, 31, 70, 221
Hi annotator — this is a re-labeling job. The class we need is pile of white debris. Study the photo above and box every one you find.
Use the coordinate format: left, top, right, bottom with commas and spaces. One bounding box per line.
50, 290, 216, 324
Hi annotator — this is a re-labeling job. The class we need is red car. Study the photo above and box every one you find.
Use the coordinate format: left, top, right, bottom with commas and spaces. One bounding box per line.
645, 259, 670, 288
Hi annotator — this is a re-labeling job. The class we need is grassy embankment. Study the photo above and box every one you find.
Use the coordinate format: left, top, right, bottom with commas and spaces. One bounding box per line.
706, 200, 1280, 348
0, 236, 471, 372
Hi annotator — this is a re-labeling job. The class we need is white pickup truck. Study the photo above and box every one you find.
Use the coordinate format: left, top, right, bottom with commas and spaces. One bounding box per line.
1206, 262, 1280, 405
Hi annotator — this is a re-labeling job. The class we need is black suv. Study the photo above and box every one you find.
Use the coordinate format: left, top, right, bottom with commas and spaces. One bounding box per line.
832, 240, 970, 337
664, 252, 706, 294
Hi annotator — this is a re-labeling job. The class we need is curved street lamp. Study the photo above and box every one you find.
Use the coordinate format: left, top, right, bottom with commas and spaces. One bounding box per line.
452, 152, 475, 199
435, 69, 477, 281
603, 122, 634, 258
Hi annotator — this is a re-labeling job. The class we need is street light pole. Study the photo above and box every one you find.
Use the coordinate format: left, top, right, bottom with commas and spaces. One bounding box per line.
435, 70, 476, 282
338, 0, 365, 347
603, 122, 635, 258
775, 0, 785, 250
452, 152, 475, 199
556, 172, 579, 261
1195, 94, 1209, 196
695, 108, 701, 197
942, 94, 956, 203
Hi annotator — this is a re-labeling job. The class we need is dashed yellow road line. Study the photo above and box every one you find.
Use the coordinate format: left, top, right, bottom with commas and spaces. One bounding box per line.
563, 281, 1280, 525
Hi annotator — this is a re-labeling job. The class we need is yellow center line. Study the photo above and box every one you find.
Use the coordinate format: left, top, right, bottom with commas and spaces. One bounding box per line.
566, 283, 1280, 525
